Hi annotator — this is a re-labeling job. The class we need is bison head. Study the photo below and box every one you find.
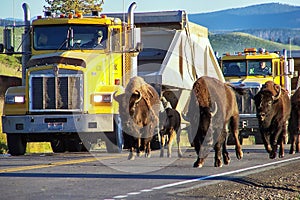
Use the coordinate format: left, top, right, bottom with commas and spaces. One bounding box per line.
113, 90, 144, 137
254, 84, 281, 128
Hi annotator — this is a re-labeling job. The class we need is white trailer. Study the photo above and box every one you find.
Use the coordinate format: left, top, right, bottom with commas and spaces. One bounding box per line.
109, 10, 224, 114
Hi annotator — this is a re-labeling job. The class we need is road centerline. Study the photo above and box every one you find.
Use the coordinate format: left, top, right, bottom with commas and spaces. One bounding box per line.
0, 155, 124, 173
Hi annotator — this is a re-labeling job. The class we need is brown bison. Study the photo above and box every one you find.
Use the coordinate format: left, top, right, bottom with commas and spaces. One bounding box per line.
185, 76, 243, 168
159, 97, 182, 158
113, 76, 160, 160
288, 87, 300, 154
253, 81, 291, 159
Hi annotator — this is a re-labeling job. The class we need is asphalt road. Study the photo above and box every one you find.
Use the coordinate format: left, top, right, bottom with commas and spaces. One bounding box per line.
1, 145, 300, 200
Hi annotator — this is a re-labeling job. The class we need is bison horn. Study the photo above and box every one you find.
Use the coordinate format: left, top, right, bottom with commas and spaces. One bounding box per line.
210, 102, 218, 117
272, 85, 281, 101
135, 90, 143, 103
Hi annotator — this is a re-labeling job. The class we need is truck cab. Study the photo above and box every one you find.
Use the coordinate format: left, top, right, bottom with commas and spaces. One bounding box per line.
1, 3, 141, 155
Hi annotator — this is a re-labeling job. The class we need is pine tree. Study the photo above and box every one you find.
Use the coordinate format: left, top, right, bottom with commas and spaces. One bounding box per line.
44, 0, 104, 15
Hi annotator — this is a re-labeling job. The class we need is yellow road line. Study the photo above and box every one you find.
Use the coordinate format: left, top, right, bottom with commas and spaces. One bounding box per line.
0, 155, 122, 173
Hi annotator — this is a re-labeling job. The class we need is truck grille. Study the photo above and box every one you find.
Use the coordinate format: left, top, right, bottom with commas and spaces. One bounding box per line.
236, 87, 259, 114
29, 73, 83, 112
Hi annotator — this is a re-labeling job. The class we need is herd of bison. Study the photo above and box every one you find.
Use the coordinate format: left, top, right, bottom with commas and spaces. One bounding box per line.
1, 74, 300, 168
114, 75, 300, 168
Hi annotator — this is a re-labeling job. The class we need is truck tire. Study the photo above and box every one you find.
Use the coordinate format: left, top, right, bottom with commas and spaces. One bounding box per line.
65, 138, 84, 152
105, 116, 123, 153
7, 134, 27, 156
50, 139, 66, 153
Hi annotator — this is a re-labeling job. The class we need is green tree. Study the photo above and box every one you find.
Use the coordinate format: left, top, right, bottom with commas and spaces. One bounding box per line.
44, 0, 104, 15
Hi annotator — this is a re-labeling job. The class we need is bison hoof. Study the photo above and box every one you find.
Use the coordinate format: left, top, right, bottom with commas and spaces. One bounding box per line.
145, 153, 151, 158
279, 153, 284, 158
236, 150, 243, 160
137, 151, 145, 157
289, 150, 296, 155
193, 158, 204, 168
214, 160, 223, 167
223, 157, 230, 165
193, 162, 203, 168
128, 154, 135, 160
269, 152, 276, 159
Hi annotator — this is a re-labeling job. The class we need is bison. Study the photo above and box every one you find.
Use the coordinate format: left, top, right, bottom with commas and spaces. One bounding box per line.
185, 76, 243, 168
113, 76, 160, 160
253, 81, 291, 159
159, 97, 182, 158
288, 87, 300, 154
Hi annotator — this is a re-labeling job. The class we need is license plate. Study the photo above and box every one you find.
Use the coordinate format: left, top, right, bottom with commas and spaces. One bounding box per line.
48, 122, 63, 131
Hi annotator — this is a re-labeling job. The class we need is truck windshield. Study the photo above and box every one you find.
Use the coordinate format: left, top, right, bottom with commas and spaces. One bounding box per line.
222, 59, 272, 76
33, 25, 108, 50
248, 60, 272, 76
222, 61, 247, 77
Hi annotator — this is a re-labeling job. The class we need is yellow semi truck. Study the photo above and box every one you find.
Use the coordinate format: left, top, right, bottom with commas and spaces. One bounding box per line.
2, 2, 225, 155
220, 47, 295, 143
1, 2, 141, 155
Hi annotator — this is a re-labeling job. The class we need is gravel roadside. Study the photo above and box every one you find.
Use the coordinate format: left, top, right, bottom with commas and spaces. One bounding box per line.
170, 159, 300, 199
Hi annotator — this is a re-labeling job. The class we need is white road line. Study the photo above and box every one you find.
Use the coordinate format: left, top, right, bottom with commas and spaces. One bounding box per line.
113, 156, 300, 199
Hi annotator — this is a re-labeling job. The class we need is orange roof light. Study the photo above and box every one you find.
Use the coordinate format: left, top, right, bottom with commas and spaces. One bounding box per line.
75, 12, 83, 18
244, 48, 257, 53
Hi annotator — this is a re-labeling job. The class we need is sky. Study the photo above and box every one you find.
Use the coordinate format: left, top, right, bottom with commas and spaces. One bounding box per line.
1, 0, 300, 19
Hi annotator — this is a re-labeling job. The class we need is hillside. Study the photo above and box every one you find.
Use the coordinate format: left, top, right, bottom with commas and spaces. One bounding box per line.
189, 3, 300, 30
209, 32, 300, 56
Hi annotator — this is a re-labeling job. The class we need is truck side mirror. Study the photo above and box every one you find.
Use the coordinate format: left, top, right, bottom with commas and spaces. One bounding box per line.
3, 28, 14, 53
124, 27, 142, 52
0, 44, 4, 53
288, 58, 295, 78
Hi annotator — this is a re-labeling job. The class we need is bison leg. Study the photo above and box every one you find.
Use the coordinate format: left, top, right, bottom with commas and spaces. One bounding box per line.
167, 129, 176, 158
193, 137, 205, 168
279, 142, 284, 158
214, 142, 223, 167
270, 146, 277, 159
222, 137, 230, 165
160, 134, 166, 157
137, 138, 142, 157
144, 137, 152, 158
176, 130, 183, 158
128, 147, 136, 160
297, 135, 300, 153
230, 115, 243, 160
289, 134, 298, 154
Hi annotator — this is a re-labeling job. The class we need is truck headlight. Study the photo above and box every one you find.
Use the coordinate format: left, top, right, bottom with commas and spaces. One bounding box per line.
5, 95, 25, 104
91, 93, 112, 105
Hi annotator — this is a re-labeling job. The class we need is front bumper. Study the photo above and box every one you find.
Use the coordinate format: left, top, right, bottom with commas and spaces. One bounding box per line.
2, 114, 114, 134
239, 114, 259, 128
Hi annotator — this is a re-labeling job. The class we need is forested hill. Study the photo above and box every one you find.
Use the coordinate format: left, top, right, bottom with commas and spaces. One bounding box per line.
189, 3, 300, 30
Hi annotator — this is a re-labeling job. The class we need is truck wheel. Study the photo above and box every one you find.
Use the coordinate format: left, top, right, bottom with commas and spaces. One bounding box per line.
105, 116, 123, 153
65, 138, 84, 152
7, 134, 27, 156
50, 139, 66, 153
